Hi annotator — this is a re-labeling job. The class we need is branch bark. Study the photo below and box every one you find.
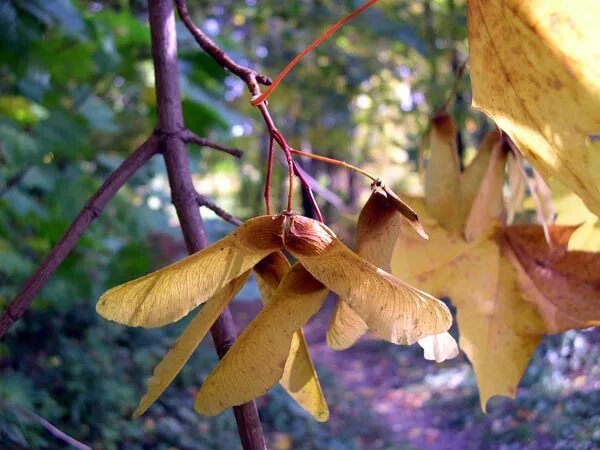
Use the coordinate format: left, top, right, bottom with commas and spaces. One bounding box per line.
182, 129, 243, 158
148, 1, 266, 449
174, 0, 271, 95
0, 134, 161, 337
196, 191, 243, 226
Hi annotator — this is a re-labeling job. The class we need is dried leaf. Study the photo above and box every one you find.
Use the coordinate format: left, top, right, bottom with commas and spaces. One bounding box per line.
97, 215, 284, 327
462, 129, 503, 217
393, 198, 543, 409
425, 113, 463, 232
504, 226, 600, 331
132, 272, 250, 418
468, 0, 600, 216
506, 151, 527, 224
285, 215, 452, 345
392, 197, 600, 410
196, 264, 328, 417
464, 139, 508, 241
254, 253, 329, 421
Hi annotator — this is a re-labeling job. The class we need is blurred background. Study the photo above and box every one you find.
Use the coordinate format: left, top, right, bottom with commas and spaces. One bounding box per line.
0, 0, 599, 449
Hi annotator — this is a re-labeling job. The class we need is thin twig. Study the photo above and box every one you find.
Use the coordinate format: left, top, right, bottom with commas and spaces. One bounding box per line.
174, 0, 271, 95
10, 401, 92, 450
264, 136, 275, 214
289, 148, 378, 182
0, 134, 161, 337
175, 0, 327, 221
251, 0, 382, 106
293, 161, 324, 222
196, 192, 243, 226
181, 129, 243, 158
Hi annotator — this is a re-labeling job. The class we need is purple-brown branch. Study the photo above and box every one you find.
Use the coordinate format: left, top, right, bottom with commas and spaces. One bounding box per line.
175, 0, 271, 95
0, 134, 161, 337
196, 191, 243, 226
0, 2, 265, 447
0, 129, 240, 338
148, 1, 266, 449
175, 0, 326, 220
182, 129, 243, 158
11, 401, 92, 450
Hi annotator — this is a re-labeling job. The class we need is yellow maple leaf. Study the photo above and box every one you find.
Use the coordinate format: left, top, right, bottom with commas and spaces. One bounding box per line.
391, 133, 600, 410
551, 179, 600, 252
468, 0, 600, 216
425, 112, 463, 233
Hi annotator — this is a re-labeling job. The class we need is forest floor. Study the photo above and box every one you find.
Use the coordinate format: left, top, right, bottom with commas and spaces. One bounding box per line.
230, 295, 600, 450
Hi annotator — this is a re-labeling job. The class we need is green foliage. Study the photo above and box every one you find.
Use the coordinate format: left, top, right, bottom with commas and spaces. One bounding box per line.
0, 1, 235, 446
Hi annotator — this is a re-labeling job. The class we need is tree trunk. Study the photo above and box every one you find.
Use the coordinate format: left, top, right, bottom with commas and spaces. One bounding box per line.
147, 1, 266, 448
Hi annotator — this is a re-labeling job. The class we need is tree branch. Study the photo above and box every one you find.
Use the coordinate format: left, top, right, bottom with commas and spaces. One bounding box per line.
174, 0, 333, 220
0, 134, 161, 337
148, 2, 266, 449
181, 129, 243, 158
196, 191, 243, 226
174, 0, 271, 95
10, 401, 92, 450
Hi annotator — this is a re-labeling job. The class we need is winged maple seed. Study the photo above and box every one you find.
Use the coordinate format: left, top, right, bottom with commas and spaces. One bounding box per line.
327, 183, 459, 363
97, 211, 452, 418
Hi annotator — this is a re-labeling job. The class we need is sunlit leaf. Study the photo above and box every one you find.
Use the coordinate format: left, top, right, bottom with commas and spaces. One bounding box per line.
464, 139, 507, 241
425, 113, 463, 233
468, 0, 600, 216
506, 150, 527, 224
393, 196, 600, 410
552, 179, 600, 251
97, 215, 284, 327
462, 129, 502, 216
195, 264, 328, 417
132, 272, 250, 418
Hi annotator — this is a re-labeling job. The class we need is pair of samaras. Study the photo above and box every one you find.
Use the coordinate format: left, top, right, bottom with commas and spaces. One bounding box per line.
97, 194, 456, 419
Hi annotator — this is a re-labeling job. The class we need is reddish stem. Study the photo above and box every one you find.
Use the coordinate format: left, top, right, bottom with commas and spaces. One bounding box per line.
293, 161, 324, 222
257, 104, 296, 213
0, 134, 161, 337
264, 135, 275, 214
251, 0, 381, 106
